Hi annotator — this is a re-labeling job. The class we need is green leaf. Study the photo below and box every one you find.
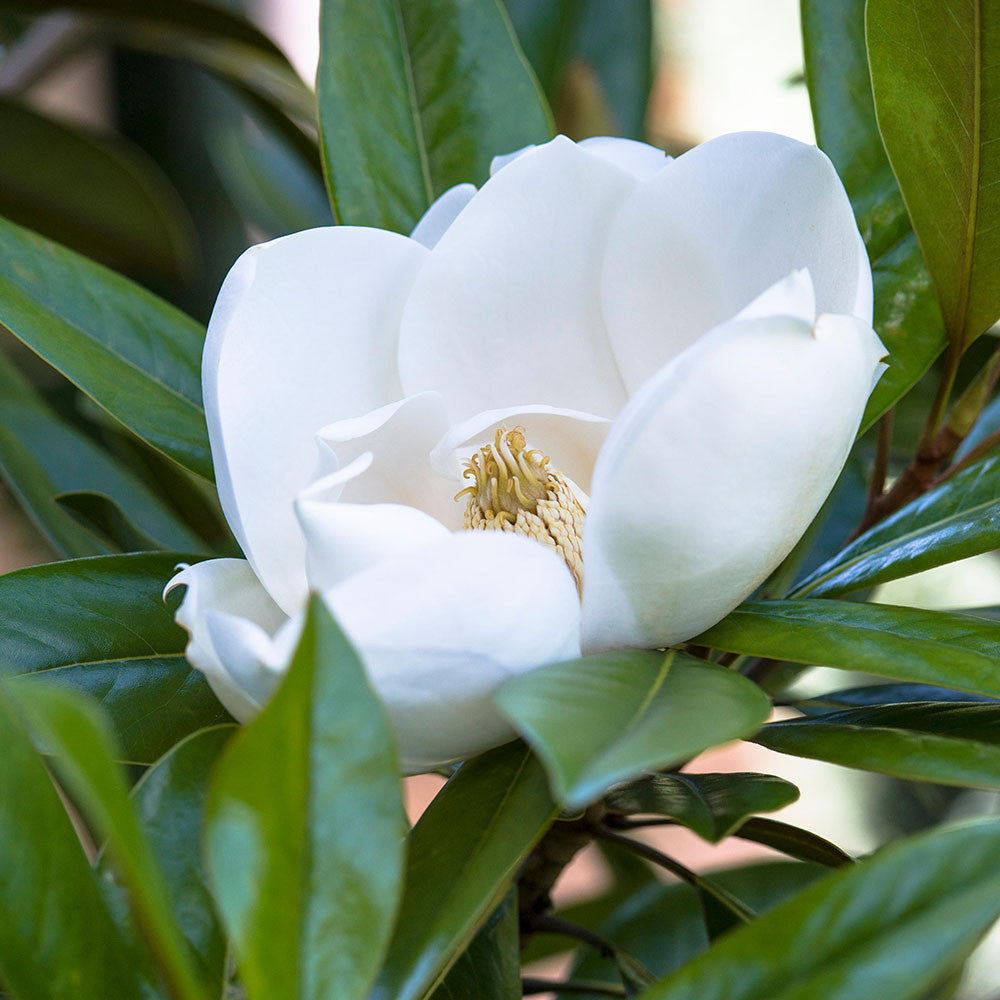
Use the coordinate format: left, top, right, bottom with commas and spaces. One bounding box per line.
372, 743, 557, 1000
0, 553, 230, 763
791, 455, 1000, 597
800, 0, 945, 428
868, 0, 1000, 345
754, 703, 1000, 789
638, 817, 1000, 1000
429, 893, 521, 1000
0, 689, 146, 999
0, 214, 212, 479
562, 861, 825, 1000
128, 725, 235, 994
605, 772, 799, 843
504, 0, 652, 139
795, 682, 996, 716
734, 818, 853, 869
0, 95, 195, 283
699, 599, 1000, 698
204, 597, 405, 1000
317, 0, 552, 233
496, 650, 771, 808
11, 683, 209, 1000
55, 490, 168, 552
0, 351, 206, 557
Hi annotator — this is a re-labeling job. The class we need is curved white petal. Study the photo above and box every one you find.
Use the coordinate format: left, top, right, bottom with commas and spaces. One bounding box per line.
490, 144, 536, 175
430, 403, 611, 492
410, 183, 476, 248
398, 135, 637, 424
205, 226, 427, 614
581, 310, 886, 651
579, 136, 671, 179
601, 131, 873, 394
296, 498, 449, 591
324, 532, 581, 771
166, 559, 289, 721
315, 392, 460, 527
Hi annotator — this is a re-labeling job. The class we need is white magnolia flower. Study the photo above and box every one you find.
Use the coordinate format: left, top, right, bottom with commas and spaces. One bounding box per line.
168, 132, 885, 771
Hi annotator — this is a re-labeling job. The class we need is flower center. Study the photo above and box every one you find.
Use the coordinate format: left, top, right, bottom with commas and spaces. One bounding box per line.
456, 426, 585, 593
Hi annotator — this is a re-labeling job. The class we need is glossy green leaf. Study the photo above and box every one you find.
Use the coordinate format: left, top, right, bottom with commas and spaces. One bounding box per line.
605, 772, 799, 843
796, 682, 996, 716
372, 743, 557, 1000
55, 490, 167, 551
0, 689, 146, 999
129, 725, 235, 994
734, 818, 853, 869
11, 683, 208, 1000
496, 650, 771, 808
0, 214, 212, 479
0, 553, 230, 763
205, 597, 405, 1000
562, 862, 825, 1000
699, 599, 1000, 698
754, 703, 1000, 789
504, 0, 652, 139
0, 351, 206, 557
868, 0, 1000, 345
317, 0, 552, 232
801, 0, 945, 428
639, 818, 1000, 1000
429, 893, 520, 1000
791, 455, 1000, 597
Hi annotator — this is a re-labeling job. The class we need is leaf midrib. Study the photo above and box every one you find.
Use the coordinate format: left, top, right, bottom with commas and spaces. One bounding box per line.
392, 0, 434, 208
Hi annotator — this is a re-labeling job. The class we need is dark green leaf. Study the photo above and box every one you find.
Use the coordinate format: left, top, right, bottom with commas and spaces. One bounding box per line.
11, 683, 208, 1000
0, 215, 212, 479
204, 597, 405, 1000
496, 650, 770, 808
0, 689, 146, 999
791, 455, 1000, 597
0, 351, 206, 557
317, 0, 552, 232
0, 553, 230, 763
504, 0, 652, 139
639, 818, 1000, 1000
868, 0, 1000, 345
128, 725, 235, 994
605, 772, 799, 843
699, 599, 1000, 698
795, 682, 997, 716
429, 893, 520, 1000
562, 862, 825, 1000
734, 817, 853, 868
754, 702, 1000, 789
0, 95, 195, 282
56, 490, 168, 552
800, 0, 945, 428
372, 743, 557, 1000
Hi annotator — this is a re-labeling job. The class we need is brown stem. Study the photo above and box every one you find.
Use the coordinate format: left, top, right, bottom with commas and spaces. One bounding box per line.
930, 425, 1000, 486
525, 913, 616, 958
865, 410, 895, 509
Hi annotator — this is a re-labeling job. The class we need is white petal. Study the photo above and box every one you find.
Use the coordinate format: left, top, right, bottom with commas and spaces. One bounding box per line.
581, 311, 886, 651
600, 131, 873, 394
324, 532, 581, 771
736, 268, 816, 324
410, 183, 476, 248
398, 135, 638, 424
296, 497, 449, 591
205, 226, 427, 614
430, 403, 611, 492
579, 136, 671, 179
490, 144, 537, 174
166, 559, 289, 721
315, 392, 460, 527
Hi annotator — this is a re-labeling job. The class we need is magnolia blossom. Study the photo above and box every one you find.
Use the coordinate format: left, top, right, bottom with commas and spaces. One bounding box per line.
168, 131, 885, 770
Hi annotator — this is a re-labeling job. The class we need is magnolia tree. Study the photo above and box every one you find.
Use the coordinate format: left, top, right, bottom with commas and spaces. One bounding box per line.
0, 0, 998, 998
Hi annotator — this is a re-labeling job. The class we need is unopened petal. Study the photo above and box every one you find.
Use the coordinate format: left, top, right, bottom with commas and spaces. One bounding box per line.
582, 310, 886, 650
579, 136, 670, 179
410, 183, 476, 248
601, 131, 872, 394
